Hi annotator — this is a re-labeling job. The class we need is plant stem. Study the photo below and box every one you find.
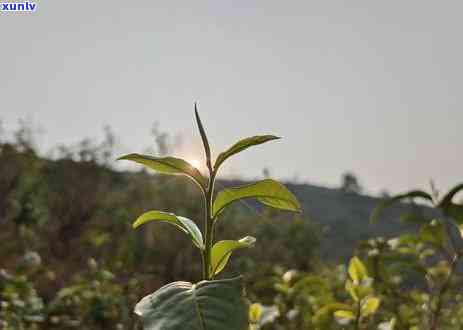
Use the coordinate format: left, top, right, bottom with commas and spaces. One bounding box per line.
429, 254, 459, 330
201, 250, 207, 280
203, 170, 216, 280
354, 300, 361, 330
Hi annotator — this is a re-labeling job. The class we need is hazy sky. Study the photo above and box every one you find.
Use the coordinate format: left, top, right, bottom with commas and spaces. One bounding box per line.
1, 1, 462, 195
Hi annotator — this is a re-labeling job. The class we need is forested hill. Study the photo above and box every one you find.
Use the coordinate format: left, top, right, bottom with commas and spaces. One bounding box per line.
1, 139, 432, 277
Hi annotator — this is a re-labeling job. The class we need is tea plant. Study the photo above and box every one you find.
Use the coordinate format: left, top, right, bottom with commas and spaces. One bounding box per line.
46, 258, 137, 329
243, 182, 463, 330
0, 269, 45, 330
118, 105, 301, 330
317, 257, 381, 329
370, 183, 463, 329
259, 267, 340, 329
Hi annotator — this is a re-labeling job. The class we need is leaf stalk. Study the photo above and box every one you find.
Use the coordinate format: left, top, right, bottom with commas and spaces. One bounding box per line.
203, 170, 216, 280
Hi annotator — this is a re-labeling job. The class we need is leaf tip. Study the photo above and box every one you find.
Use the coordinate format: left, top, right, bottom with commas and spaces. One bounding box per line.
239, 236, 257, 246
117, 153, 138, 161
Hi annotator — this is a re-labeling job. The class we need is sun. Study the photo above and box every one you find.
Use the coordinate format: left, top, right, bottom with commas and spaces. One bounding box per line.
188, 159, 201, 169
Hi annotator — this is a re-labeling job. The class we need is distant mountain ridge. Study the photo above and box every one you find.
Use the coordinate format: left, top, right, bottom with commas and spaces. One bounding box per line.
220, 179, 434, 261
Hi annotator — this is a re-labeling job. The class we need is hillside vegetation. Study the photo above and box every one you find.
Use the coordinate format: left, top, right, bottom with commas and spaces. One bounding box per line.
1, 127, 461, 329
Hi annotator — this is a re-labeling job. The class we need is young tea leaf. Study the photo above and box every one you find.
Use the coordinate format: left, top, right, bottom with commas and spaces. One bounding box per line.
361, 296, 380, 317
251, 305, 280, 327
249, 303, 263, 325
212, 179, 301, 218
194, 103, 212, 170
334, 310, 355, 321
214, 135, 280, 171
348, 256, 368, 284
117, 153, 207, 190
132, 211, 204, 250
210, 236, 256, 276
313, 303, 353, 325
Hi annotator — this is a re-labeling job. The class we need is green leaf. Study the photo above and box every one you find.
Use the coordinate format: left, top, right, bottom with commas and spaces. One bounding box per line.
370, 190, 433, 223
399, 212, 431, 224
249, 303, 263, 324
313, 303, 353, 325
440, 218, 463, 254
345, 280, 372, 302
361, 296, 380, 317
348, 257, 368, 284
134, 277, 248, 330
445, 203, 463, 224
378, 318, 396, 330
132, 211, 204, 250
334, 310, 355, 320
117, 153, 206, 190
345, 280, 359, 301
420, 220, 445, 247
214, 135, 280, 171
210, 236, 256, 276
56, 285, 86, 298
212, 179, 301, 217
439, 183, 463, 208
194, 104, 212, 169
439, 183, 463, 224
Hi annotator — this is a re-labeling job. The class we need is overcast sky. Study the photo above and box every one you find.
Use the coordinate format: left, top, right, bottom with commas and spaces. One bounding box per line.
1, 1, 462, 195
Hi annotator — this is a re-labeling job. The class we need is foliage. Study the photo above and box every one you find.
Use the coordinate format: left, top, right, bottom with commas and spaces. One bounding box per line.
1, 117, 463, 330
319, 257, 381, 329
134, 277, 248, 330
117, 106, 301, 329
0, 268, 45, 330
0, 255, 142, 329
244, 183, 463, 330
46, 258, 140, 329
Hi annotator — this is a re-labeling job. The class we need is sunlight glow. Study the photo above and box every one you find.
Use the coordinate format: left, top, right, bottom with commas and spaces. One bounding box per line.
188, 159, 201, 169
